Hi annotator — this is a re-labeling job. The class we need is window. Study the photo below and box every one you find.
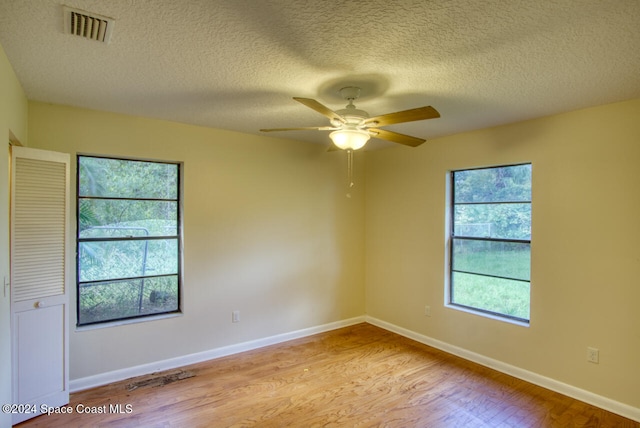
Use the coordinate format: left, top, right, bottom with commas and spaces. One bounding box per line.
77, 155, 182, 326
448, 164, 531, 323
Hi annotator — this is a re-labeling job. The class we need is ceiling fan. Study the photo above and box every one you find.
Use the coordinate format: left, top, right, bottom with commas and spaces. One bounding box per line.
260, 86, 440, 150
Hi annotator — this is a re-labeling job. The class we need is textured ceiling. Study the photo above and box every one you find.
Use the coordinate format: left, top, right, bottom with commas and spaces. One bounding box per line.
0, 0, 639, 149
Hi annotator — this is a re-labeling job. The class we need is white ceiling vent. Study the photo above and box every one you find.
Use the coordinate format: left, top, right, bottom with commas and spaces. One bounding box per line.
63, 6, 114, 43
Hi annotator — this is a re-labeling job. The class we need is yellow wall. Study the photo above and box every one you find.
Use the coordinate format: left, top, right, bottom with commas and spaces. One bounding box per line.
27, 102, 365, 380
0, 43, 29, 428
365, 98, 640, 409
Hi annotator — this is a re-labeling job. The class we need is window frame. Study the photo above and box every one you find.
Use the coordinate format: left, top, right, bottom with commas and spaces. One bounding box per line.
447, 163, 532, 324
75, 154, 183, 327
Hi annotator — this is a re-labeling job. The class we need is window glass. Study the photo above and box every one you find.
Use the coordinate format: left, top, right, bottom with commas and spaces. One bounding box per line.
453, 204, 531, 240
453, 165, 531, 203
452, 239, 530, 281
78, 199, 178, 237
78, 156, 178, 199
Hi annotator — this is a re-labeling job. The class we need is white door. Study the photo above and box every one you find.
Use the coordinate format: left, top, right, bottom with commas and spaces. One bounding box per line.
10, 146, 70, 425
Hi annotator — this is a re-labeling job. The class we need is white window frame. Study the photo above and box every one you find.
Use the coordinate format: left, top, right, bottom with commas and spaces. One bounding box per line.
76, 155, 183, 327
445, 163, 532, 325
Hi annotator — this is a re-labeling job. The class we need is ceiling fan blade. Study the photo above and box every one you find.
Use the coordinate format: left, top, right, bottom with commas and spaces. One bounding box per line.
293, 97, 346, 124
369, 128, 426, 147
364, 106, 440, 127
260, 126, 336, 132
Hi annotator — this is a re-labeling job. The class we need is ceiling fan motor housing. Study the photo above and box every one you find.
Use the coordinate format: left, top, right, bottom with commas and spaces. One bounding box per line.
336, 86, 369, 126
335, 105, 369, 125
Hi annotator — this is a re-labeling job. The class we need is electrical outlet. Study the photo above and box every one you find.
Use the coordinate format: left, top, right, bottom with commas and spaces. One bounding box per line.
587, 347, 599, 364
232, 310, 240, 323
424, 305, 431, 317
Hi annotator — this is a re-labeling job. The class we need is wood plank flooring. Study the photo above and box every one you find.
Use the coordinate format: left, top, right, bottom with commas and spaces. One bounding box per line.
16, 323, 639, 427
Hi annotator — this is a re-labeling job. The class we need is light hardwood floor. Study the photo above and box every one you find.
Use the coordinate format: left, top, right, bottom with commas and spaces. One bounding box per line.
16, 323, 639, 427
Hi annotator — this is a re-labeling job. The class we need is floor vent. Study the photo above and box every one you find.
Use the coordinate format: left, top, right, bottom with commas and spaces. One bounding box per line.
63, 6, 114, 43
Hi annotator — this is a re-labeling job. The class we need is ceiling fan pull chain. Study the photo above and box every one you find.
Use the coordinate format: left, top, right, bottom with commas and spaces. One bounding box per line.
346, 149, 354, 198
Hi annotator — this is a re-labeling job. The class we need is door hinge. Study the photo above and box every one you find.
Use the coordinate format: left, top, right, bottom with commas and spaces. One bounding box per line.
3, 276, 9, 298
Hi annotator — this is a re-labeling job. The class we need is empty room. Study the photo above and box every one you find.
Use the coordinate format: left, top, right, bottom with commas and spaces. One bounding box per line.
0, 1, 639, 427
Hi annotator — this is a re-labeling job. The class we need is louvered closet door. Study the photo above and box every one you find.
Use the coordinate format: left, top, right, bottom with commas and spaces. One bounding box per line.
11, 146, 70, 425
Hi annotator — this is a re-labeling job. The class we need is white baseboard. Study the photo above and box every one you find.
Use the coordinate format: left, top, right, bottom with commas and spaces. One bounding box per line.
70, 316, 366, 393
70, 315, 638, 423
365, 316, 640, 423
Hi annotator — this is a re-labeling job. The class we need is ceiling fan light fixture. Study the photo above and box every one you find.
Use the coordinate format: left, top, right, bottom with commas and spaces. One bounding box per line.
330, 128, 370, 150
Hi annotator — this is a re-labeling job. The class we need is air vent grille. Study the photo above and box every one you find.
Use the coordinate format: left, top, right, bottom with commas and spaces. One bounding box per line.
63, 6, 114, 43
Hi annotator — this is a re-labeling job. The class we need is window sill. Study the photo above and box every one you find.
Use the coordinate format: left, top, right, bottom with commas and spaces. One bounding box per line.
75, 312, 183, 331
445, 304, 530, 327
